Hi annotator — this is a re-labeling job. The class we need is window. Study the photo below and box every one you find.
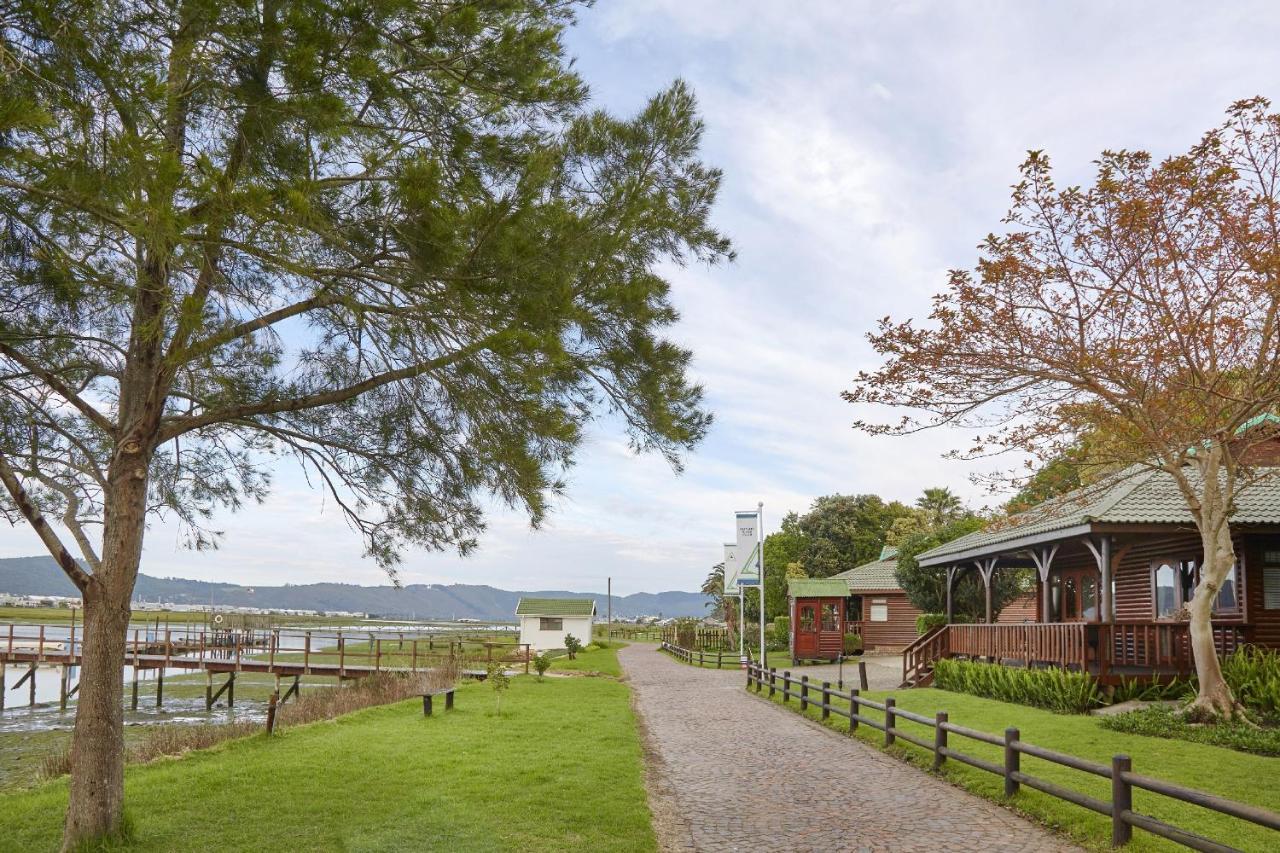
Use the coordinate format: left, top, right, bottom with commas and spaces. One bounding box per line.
1152, 558, 1242, 618
1153, 562, 1177, 618
799, 606, 815, 631
1265, 550, 1280, 609
869, 599, 888, 622
1064, 575, 1079, 620
1081, 575, 1098, 621
821, 603, 839, 631
539, 617, 563, 631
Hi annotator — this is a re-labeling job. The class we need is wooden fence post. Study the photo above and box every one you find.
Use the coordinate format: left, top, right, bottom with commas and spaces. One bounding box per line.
800, 675, 809, 711
1004, 728, 1020, 797
266, 691, 279, 734
933, 711, 948, 771
782, 671, 791, 703
821, 682, 831, 721
849, 689, 859, 732
884, 697, 895, 746
859, 660, 868, 691
768, 668, 776, 697
1112, 755, 1133, 846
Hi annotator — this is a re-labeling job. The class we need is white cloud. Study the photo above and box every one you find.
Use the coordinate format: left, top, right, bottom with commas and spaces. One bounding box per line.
7, 2, 1280, 595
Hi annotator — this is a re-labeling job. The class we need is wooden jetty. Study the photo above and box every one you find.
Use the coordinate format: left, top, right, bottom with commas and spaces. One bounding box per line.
1, 624, 530, 711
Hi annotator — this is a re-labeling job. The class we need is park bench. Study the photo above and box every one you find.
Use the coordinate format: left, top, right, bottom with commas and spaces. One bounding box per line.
421, 688, 455, 717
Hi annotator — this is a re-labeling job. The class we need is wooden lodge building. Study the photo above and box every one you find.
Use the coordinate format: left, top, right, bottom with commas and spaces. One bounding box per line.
901, 464, 1280, 687
788, 548, 924, 661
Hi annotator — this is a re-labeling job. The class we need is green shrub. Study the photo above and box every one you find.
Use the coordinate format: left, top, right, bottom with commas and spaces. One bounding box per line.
1222, 646, 1280, 721
1110, 675, 1195, 705
916, 613, 947, 635
533, 652, 552, 680
772, 615, 789, 641
843, 632, 863, 655
1100, 705, 1280, 755
563, 634, 583, 660
933, 658, 1102, 713
593, 636, 610, 649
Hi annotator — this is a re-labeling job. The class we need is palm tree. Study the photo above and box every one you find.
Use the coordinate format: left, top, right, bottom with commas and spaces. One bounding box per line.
916, 487, 964, 529
702, 562, 727, 621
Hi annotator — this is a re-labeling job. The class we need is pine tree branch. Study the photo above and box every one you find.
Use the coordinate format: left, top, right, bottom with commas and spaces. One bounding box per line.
0, 342, 116, 435
0, 452, 94, 591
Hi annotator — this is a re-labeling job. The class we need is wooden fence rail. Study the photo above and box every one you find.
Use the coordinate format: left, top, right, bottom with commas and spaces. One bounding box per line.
745, 663, 1280, 852
659, 641, 743, 669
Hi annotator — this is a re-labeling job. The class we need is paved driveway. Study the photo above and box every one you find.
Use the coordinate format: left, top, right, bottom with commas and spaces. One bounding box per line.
620, 644, 1077, 853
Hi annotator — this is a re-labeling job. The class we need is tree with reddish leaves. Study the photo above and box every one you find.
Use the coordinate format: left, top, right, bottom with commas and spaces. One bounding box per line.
845, 97, 1280, 720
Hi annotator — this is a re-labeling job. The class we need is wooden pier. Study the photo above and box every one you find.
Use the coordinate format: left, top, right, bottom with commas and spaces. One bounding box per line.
1, 624, 530, 710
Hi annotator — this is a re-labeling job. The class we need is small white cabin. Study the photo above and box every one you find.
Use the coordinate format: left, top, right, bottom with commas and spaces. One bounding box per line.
515, 597, 596, 651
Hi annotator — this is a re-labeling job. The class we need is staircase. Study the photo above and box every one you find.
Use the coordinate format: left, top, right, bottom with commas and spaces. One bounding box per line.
900, 625, 949, 688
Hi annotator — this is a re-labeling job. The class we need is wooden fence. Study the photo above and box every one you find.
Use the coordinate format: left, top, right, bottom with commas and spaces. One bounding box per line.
746, 663, 1280, 852
659, 625, 733, 651
660, 641, 745, 669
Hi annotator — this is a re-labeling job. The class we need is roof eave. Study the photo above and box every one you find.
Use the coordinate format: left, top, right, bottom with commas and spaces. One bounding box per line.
917, 523, 1096, 567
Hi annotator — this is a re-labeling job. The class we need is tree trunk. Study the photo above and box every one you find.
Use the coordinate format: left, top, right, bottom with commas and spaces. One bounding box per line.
1186, 517, 1242, 719
1184, 449, 1243, 720
62, 458, 150, 850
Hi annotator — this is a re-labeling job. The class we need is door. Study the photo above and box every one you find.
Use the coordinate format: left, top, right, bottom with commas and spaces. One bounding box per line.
1050, 567, 1100, 622
794, 602, 818, 658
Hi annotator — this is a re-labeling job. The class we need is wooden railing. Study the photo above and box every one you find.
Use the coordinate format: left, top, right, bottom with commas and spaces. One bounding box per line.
925, 621, 1253, 678
901, 625, 948, 687
746, 664, 1280, 850
0, 623, 531, 675
948, 622, 1091, 670
1109, 622, 1250, 673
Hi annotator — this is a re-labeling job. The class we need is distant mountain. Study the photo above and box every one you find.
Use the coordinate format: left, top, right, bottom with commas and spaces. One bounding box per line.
0, 556, 711, 620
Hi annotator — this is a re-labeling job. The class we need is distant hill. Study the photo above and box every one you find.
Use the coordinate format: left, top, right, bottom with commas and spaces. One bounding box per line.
0, 556, 710, 620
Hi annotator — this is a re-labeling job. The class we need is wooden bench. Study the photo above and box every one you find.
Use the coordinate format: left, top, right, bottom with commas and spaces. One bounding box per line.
421, 688, 455, 717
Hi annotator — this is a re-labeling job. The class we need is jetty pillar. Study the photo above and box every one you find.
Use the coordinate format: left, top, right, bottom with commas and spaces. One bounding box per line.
59, 665, 68, 711
28, 663, 35, 707
205, 671, 214, 711
131, 666, 139, 710
1, 666, 5, 711
155, 668, 164, 708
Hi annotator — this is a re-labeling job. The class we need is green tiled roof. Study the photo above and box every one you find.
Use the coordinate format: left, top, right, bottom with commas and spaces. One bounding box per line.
514, 597, 596, 617
787, 578, 851, 598
831, 554, 903, 592
917, 465, 1280, 566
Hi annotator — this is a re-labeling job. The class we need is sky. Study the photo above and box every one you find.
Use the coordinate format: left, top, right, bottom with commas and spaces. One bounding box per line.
6, 1, 1280, 596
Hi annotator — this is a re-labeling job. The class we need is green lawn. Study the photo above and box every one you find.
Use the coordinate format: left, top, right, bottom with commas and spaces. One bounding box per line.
753, 682, 1279, 852
550, 643, 624, 677
0, 676, 655, 852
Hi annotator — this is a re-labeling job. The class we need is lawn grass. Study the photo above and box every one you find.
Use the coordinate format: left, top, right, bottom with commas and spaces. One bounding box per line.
750, 681, 1279, 852
0, 676, 656, 852
550, 642, 624, 677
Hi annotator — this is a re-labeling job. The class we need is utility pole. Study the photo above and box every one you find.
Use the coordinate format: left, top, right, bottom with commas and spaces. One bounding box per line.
607, 577, 612, 631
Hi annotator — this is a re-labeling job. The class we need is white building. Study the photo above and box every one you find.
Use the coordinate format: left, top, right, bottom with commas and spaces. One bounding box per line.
515, 597, 596, 651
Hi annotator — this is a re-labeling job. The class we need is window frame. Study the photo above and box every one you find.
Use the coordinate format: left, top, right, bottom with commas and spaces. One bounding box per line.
538, 617, 564, 631
1149, 557, 1243, 620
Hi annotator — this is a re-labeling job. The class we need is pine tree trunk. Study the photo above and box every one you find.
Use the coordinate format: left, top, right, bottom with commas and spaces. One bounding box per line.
61, 455, 150, 850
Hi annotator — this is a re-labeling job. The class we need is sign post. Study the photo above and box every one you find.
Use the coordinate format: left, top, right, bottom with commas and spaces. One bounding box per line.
758, 502, 766, 669
732, 508, 763, 666
723, 542, 743, 661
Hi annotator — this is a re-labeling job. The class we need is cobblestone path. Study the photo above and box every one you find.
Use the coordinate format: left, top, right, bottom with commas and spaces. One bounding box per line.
620, 644, 1077, 853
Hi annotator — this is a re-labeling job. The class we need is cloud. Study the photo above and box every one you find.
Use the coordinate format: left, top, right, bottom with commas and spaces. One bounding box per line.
8, 3, 1280, 596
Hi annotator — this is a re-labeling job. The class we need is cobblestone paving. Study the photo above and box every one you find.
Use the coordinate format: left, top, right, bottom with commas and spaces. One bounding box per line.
621, 644, 1077, 853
